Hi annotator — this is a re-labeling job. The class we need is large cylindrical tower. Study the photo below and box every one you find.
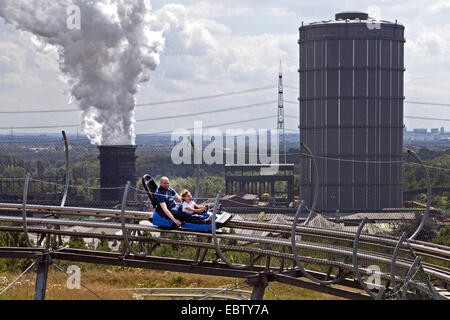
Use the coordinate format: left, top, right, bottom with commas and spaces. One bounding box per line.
98, 145, 137, 202
299, 12, 405, 211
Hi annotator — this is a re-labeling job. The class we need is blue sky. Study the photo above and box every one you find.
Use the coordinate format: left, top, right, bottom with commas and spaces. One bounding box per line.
0, 0, 449, 137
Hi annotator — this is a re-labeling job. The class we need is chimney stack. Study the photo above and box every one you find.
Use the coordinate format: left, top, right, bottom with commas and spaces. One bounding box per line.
98, 145, 137, 202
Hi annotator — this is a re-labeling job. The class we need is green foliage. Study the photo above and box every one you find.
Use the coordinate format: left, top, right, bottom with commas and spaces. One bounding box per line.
0, 231, 34, 273
96, 237, 111, 252
1, 165, 26, 178
403, 154, 450, 190
432, 226, 450, 246
68, 234, 88, 250
171, 273, 184, 286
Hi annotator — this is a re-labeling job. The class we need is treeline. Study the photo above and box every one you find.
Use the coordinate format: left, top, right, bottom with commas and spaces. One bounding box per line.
0, 146, 448, 203
403, 154, 450, 212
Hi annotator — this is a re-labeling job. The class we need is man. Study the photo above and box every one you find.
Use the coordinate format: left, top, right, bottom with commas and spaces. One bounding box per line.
153, 177, 182, 227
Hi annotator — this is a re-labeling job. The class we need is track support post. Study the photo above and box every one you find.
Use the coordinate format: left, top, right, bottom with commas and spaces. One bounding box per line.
34, 254, 52, 300
247, 273, 268, 300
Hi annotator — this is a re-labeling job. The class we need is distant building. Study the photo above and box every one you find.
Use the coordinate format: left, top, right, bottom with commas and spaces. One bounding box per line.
404, 126, 450, 143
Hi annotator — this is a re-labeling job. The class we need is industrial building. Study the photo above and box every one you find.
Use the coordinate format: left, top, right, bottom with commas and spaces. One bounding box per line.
299, 12, 405, 211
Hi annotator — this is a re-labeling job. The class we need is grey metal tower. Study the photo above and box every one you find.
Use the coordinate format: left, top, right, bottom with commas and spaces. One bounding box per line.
277, 61, 287, 163
299, 12, 405, 211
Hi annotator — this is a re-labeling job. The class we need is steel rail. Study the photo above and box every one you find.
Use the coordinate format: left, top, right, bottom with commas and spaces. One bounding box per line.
390, 232, 408, 299
188, 137, 200, 203
211, 191, 256, 270
60, 130, 70, 208
352, 217, 382, 299
7, 202, 447, 263
0, 222, 402, 266
120, 182, 153, 257
0, 203, 151, 219
21, 173, 40, 248
226, 220, 450, 261
401, 257, 421, 300
0, 223, 448, 288
1, 211, 448, 268
405, 149, 431, 241
1, 202, 448, 260
0, 246, 405, 300
3, 208, 449, 259
290, 201, 345, 285
2, 218, 445, 279
300, 143, 318, 225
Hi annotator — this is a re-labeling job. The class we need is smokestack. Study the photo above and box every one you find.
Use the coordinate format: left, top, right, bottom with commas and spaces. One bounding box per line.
98, 145, 137, 202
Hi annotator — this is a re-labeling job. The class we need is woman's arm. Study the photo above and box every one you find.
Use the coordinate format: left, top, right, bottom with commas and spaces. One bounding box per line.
184, 206, 204, 213
193, 203, 207, 211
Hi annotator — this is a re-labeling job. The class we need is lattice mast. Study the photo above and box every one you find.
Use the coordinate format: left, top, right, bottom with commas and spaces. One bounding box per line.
277, 61, 287, 163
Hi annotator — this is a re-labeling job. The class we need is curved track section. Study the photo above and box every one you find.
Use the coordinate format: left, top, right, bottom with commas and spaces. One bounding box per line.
1, 202, 449, 300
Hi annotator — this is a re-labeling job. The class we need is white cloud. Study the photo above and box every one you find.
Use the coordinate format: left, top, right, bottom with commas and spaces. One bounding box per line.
0, 0, 449, 134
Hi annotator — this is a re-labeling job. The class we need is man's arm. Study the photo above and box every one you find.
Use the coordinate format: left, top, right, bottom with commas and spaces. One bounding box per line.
159, 202, 181, 226
174, 193, 182, 203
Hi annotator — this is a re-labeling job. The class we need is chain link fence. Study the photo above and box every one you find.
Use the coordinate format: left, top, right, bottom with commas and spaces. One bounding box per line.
0, 134, 302, 210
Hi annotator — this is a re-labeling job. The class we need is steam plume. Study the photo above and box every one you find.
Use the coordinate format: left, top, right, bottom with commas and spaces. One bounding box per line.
0, 0, 164, 145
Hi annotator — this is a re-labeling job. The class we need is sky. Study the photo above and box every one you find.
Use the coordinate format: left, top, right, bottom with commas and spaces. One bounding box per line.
0, 0, 449, 138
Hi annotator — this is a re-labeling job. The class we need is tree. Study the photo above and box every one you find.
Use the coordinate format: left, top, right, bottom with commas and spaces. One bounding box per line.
2, 165, 26, 178
68, 234, 87, 249
433, 226, 450, 246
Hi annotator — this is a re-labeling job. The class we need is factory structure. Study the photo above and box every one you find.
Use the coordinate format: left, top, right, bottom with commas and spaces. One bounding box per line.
299, 12, 405, 212
94, 12, 408, 212
4, 11, 410, 213
98, 145, 137, 202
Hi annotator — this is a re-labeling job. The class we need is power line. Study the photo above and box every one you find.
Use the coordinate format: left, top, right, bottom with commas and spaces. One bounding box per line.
136, 101, 277, 122
0, 86, 275, 114
0, 123, 81, 130
136, 85, 275, 107
0, 108, 278, 131
404, 115, 450, 122
141, 115, 278, 135
404, 101, 450, 107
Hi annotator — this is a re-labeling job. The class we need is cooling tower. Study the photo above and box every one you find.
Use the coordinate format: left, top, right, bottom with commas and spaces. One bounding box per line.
98, 145, 137, 202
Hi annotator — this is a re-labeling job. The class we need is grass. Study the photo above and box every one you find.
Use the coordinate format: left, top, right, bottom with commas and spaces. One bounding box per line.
0, 267, 347, 300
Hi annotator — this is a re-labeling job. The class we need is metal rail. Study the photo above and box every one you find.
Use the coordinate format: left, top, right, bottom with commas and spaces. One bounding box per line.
2, 213, 448, 285
21, 173, 38, 248
300, 143, 318, 225
1, 203, 448, 262
211, 191, 257, 270
2, 191, 450, 301
291, 201, 344, 285
60, 130, 70, 208
405, 149, 431, 241
352, 217, 382, 299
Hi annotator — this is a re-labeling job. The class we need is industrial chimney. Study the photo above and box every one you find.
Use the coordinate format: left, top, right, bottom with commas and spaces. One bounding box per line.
98, 145, 137, 202
299, 12, 405, 211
